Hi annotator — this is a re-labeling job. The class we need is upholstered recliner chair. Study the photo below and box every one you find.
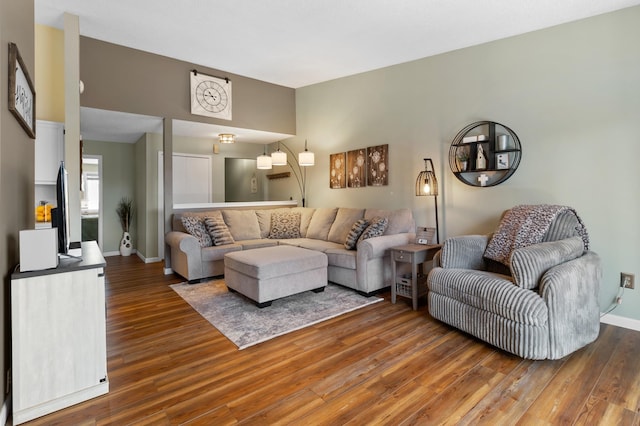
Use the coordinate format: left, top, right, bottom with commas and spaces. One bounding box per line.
427, 205, 601, 360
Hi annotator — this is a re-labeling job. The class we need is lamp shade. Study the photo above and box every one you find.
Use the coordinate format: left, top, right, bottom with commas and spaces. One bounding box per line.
271, 150, 287, 166
298, 151, 315, 167
299, 139, 315, 166
257, 154, 272, 169
257, 145, 272, 169
415, 158, 438, 196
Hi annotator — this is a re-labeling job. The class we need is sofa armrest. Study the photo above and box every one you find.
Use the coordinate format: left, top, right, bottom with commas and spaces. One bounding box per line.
354, 233, 413, 293
356, 233, 413, 261
510, 236, 584, 289
539, 251, 601, 359
165, 231, 204, 281
440, 235, 490, 270
165, 231, 200, 254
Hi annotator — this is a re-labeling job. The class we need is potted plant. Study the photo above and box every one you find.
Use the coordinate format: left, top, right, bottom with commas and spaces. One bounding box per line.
456, 148, 470, 171
116, 196, 135, 256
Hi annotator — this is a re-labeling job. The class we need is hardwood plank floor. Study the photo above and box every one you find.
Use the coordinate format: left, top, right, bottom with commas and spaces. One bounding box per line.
22, 255, 640, 425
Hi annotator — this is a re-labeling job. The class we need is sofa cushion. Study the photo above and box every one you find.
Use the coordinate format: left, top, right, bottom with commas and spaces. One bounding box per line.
268, 211, 302, 239
279, 238, 343, 253
344, 219, 370, 250
328, 208, 365, 244
292, 207, 316, 237
358, 217, 388, 242
325, 248, 357, 269
239, 239, 278, 250
255, 209, 276, 239
222, 210, 261, 241
306, 207, 338, 240
364, 208, 414, 235
203, 214, 235, 246
181, 216, 213, 247
201, 243, 242, 262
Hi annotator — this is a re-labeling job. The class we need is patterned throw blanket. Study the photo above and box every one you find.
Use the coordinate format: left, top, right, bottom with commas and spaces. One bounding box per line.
484, 204, 589, 266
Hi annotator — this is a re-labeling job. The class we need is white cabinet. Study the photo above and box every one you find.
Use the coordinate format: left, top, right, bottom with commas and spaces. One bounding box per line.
34, 120, 64, 184
11, 242, 108, 425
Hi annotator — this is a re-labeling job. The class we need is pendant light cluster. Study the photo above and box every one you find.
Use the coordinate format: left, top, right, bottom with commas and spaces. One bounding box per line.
257, 140, 315, 207
256, 140, 315, 170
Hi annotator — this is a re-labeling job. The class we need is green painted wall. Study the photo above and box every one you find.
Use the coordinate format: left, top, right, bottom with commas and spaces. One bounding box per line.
83, 140, 137, 254
295, 7, 640, 321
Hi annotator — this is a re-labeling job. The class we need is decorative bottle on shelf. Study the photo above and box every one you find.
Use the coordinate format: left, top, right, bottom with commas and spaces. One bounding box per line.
476, 145, 487, 170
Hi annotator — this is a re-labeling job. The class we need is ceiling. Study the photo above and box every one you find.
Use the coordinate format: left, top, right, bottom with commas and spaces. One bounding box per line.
79, 107, 294, 144
37, 0, 640, 143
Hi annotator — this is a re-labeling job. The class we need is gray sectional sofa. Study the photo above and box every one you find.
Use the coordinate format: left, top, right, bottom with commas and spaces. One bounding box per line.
165, 206, 416, 295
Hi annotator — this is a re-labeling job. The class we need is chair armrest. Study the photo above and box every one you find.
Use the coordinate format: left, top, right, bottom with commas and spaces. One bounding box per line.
510, 236, 584, 289
440, 235, 490, 270
540, 251, 601, 359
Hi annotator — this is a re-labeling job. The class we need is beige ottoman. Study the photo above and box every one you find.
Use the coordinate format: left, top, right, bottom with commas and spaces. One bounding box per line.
224, 245, 328, 307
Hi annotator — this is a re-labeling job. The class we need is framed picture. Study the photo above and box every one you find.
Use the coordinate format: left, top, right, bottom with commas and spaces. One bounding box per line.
8, 42, 36, 138
416, 226, 436, 245
496, 153, 509, 170
346, 149, 367, 188
329, 152, 346, 188
366, 144, 388, 186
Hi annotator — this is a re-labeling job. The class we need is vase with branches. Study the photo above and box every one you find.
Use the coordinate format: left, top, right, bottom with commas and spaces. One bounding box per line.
116, 197, 135, 256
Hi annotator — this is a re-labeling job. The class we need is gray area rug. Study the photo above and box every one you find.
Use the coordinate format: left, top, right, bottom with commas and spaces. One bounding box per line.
170, 280, 383, 350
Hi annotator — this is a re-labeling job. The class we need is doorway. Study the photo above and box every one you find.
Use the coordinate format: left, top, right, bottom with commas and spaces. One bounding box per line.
81, 155, 103, 249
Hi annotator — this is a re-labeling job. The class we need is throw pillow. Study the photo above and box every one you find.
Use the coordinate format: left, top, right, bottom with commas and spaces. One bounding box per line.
181, 216, 213, 247
268, 212, 301, 239
358, 216, 389, 243
344, 219, 370, 250
203, 216, 235, 245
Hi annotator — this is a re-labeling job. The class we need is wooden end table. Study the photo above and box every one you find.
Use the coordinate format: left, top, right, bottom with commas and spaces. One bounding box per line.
390, 243, 441, 310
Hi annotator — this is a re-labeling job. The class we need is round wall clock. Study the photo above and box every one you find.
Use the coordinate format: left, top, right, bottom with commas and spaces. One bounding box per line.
190, 71, 232, 120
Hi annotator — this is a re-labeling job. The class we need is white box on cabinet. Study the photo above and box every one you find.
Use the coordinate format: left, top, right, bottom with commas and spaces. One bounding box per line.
19, 228, 58, 271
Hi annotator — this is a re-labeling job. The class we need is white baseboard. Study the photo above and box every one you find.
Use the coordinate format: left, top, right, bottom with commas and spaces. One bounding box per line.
1, 394, 10, 426
136, 252, 161, 264
103, 249, 140, 258
600, 313, 640, 332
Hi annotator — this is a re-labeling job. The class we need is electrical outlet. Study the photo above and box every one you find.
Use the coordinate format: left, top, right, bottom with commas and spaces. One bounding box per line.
620, 273, 635, 289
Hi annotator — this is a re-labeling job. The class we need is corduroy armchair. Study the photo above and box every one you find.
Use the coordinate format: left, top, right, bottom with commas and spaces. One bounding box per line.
427, 206, 601, 360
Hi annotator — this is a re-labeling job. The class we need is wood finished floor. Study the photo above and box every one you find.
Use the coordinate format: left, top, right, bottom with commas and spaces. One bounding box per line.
23, 255, 640, 425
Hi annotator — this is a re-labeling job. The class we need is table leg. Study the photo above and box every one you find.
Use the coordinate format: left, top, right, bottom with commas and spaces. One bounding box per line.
412, 259, 418, 310
391, 255, 397, 304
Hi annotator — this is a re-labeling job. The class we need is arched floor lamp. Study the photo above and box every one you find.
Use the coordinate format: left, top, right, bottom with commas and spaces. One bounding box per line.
260, 140, 315, 207
415, 158, 439, 244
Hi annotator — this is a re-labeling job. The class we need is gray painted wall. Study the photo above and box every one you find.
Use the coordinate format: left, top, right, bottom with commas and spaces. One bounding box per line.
1, 0, 35, 409
295, 7, 640, 321
79, 37, 296, 135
